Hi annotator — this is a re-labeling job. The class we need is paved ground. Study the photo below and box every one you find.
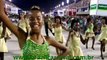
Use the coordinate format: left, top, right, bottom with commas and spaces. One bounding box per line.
4, 26, 107, 60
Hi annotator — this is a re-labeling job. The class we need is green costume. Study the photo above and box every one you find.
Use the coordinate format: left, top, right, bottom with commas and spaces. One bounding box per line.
22, 37, 50, 60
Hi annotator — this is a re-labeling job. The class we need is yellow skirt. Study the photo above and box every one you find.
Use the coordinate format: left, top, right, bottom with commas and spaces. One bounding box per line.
0, 38, 8, 52
97, 32, 107, 41
85, 32, 95, 39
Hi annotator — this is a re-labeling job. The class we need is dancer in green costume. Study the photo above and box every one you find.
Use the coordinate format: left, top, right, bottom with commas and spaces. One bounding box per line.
0, 0, 69, 60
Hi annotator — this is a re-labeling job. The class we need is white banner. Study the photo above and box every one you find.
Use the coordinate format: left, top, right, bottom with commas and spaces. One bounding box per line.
11, 7, 18, 14
90, 0, 107, 16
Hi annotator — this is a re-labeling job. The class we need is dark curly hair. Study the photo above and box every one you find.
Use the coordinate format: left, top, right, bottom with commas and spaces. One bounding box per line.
54, 16, 62, 24
102, 17, 107, 24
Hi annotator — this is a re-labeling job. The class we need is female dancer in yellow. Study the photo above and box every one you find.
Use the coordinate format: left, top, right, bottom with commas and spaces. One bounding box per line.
0, 21, 7, 60
0, 0, 69, 59
85, 18, 95, 50
52, 16, 68, 55
18, 14, 30, 33
66, 22, 85, 60
97, 18, 107, 59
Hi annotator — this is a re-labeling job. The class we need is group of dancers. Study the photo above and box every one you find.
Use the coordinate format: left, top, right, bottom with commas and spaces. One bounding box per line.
44, 15, 107, 60
0, 0, 107, 60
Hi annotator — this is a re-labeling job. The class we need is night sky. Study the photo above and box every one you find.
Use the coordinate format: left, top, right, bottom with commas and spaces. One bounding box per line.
7, 0, 79, 13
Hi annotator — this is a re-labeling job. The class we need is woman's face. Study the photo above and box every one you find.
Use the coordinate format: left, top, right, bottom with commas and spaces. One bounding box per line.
29, 10, 43, 34
73, 23, 80, 31
55, 18, 60, 24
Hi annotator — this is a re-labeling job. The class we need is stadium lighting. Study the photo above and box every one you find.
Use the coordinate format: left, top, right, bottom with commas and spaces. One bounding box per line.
58, 4, 61, 7
66, 0, 69, 4
74, 0, 77, 3
62, 2, 64, 6
9, 0, 12, 2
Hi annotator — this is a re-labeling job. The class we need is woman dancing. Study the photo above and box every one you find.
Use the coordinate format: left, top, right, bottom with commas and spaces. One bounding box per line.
0, 0, 69, 59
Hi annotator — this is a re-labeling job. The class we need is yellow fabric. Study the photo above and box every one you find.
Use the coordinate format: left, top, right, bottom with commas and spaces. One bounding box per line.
54, 26, 64, 43
97, 25, 107, 41
0, 38, 8, 52
18, 19, 29, 33
68, 32, 83, 56
5, 28, 11, 37
0, 24, 8, 52
0, 25, 3, 37
85, 23, 95, 39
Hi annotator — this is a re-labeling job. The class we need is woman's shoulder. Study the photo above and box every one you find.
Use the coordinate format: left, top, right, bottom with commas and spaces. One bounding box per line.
69, 31, 75, 36
44, 36, 54, 41
44, 36, 55, 45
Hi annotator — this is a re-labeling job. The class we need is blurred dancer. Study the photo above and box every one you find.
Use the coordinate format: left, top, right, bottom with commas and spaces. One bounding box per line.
0, 21, 7, 60
52, 16, 68, 55
66, 22, 85, 60
44, 15, 54, 36
18, 14, 30, 33
97, 18, 107, 59
85, 18, 95, 50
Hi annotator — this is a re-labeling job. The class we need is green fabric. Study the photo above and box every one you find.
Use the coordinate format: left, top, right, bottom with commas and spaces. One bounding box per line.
22, 39, 50, 60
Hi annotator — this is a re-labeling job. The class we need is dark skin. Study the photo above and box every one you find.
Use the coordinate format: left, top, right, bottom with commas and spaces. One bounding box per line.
66, 26, 85, 60
0, 0, 69, 57
66, 22, 86, 46
100, 40, 105, 59
0, 20, 6, 39
100, 19, 106, 59
50, 18, 68, 31
18, 14, 29, 34
85, 20, 95, 50
0, 21, 6, 60
51, 17, 68, 55
66, 27, 85, 46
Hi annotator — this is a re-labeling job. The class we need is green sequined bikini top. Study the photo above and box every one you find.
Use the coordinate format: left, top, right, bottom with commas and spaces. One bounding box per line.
22, 36, 50, 60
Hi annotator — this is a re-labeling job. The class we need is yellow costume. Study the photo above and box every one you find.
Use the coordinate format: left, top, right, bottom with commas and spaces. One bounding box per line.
5, 28, 11, 38
18, 19, 30, 33
0, 22, 11, 38
68, 31, 83, 56
98, 25, 107, 41
85, 23, 95, 39
0, 24, 3, 37
54, 26, 64, 43
0, 23, 8, 52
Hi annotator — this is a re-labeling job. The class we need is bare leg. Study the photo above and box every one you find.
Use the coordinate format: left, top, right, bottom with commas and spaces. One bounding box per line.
92, 37, 95, 50
102, 40, 105, 52
86, 37, 89, 49
56, 48, 60, 56
100, 40, 105, 59
0, 52, 4, 60
56, 42, 63, 56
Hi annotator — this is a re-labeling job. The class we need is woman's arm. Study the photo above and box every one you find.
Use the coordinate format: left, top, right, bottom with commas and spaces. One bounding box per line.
45, 36, 69, 56
0, 0, 20, 37
66, 31, 71, 46
0, 0, 27, 49
62, 24, 70, 31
